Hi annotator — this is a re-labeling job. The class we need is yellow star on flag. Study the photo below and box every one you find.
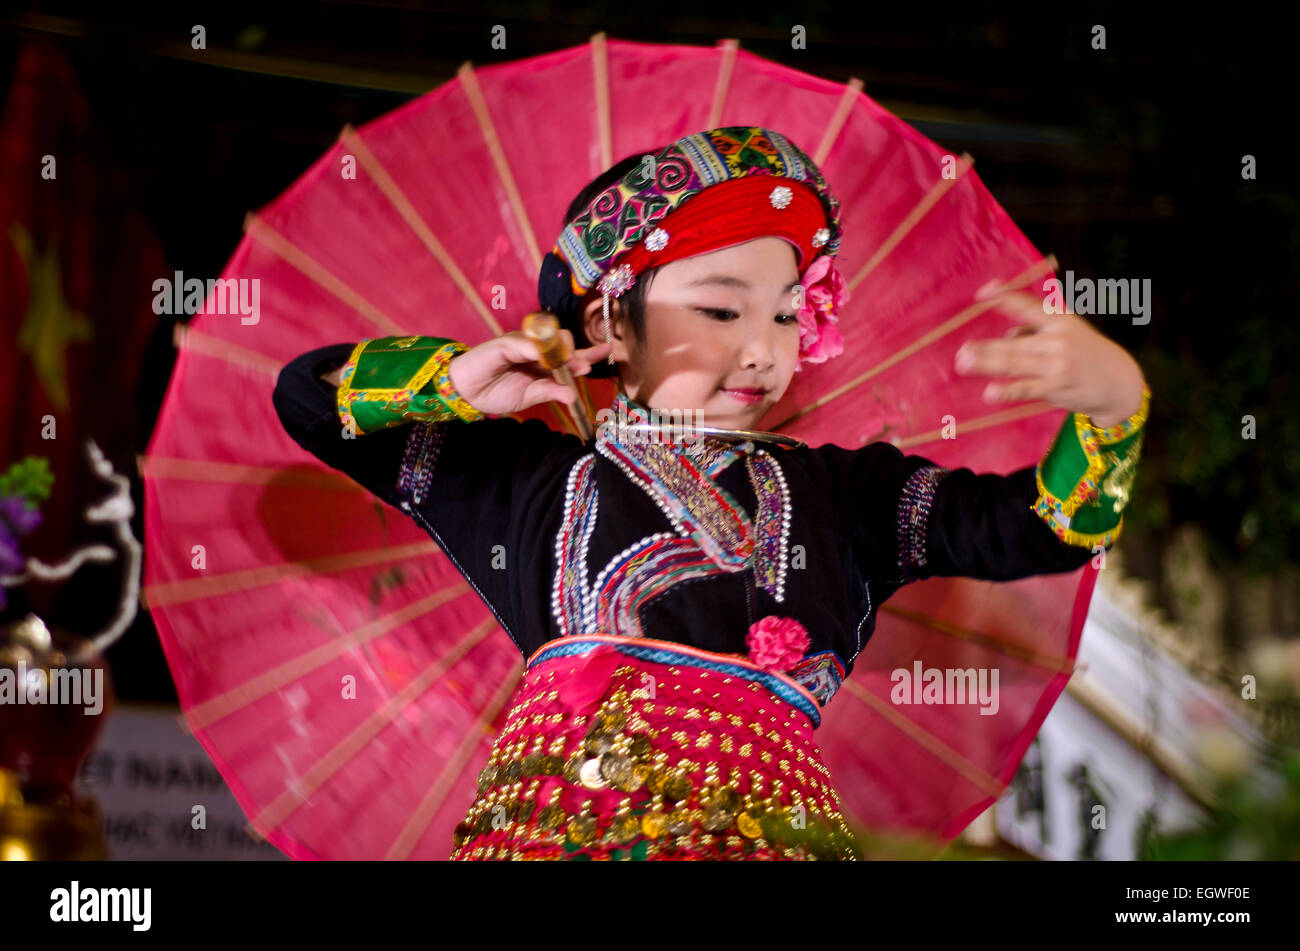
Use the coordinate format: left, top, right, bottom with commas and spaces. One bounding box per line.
9, 221, 93, 413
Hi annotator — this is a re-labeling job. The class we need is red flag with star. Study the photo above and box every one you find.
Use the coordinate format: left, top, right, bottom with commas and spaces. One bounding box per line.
0, 42, 165, 610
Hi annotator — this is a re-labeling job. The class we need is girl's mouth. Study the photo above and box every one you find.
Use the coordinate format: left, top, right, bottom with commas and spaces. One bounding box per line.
721, 387, 767, 405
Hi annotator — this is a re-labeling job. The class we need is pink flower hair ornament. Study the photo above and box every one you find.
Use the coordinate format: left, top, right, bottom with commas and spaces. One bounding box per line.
794, 253, 848, 369
746, 616, 812, 672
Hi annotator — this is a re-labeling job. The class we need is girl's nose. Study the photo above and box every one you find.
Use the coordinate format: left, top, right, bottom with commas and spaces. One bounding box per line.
740, 326, 777, 371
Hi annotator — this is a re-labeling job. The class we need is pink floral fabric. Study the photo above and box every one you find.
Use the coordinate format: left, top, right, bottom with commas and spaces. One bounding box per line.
794, 254, 848, 367
746, 616, 812, 672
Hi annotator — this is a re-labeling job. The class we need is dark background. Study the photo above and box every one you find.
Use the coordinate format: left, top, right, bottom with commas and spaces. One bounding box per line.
2, 2, 1296, 702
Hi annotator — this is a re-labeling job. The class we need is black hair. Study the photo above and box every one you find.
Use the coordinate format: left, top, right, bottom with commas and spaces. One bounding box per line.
555, 152, 662, 379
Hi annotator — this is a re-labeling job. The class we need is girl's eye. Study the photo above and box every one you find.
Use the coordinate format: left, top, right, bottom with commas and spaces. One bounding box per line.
697, 308, 798, 325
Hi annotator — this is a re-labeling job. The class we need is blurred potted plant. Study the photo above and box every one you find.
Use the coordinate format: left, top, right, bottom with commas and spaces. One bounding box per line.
1140, 645, 1300, 860
0, 441, 140, 860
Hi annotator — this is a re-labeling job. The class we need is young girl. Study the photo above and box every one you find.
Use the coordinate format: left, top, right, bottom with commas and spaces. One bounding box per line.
272, 126, 1149, 860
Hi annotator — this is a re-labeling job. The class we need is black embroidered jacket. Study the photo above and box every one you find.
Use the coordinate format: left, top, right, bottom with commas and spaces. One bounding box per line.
274, 342, 1142, 708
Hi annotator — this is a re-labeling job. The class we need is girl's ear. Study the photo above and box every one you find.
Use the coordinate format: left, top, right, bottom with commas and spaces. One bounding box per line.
581, 292, 629, 362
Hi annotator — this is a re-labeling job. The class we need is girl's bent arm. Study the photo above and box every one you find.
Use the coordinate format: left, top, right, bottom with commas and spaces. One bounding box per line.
272, 338, 585, 650
273, 342, 412, 508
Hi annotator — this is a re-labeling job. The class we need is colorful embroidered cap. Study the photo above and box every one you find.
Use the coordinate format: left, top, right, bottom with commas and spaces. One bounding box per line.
539, 126, 849, 365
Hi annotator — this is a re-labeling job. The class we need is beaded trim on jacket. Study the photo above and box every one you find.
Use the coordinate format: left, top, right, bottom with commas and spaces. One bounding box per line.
550, 419, 793, 642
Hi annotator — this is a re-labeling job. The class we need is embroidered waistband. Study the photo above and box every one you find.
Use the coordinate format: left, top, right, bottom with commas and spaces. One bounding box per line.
527, 633, 823, 727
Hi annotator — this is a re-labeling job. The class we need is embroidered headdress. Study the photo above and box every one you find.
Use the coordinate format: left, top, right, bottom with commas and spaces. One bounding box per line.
538, 126, 849, 367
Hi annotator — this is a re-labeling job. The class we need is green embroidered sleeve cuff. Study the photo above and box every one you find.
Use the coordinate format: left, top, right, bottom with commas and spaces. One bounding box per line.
336, 336, 485, 435
1032, 382, 1150, 548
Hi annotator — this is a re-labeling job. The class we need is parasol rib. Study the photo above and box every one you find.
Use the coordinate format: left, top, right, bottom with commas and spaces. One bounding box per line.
385, 667, 521, 860
454, 61, 579, 438
708, 39, 739, 128
846, 152, 975, 295
812, 78, 864, 167
142, 540, 442, 609
878, 601, 1078, 674
248, 616, 500, 838
840, 677, 1006, 797
576, 32, 612, 427
457, 61, 543, 272
184, 582, 473, 731
338, 126, 504, 338
590, 33, 612, 172
174, 324, 282, 376
892, 402, 1060, 451
243, 213, 408, 337
141, 455, 366, 491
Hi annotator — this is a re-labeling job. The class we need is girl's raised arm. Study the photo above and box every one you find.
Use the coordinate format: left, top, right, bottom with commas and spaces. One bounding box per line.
811, 384, 1149, 585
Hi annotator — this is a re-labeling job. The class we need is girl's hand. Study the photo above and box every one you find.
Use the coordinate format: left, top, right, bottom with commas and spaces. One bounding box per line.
447, 330, 612, 416
953, 287, 1146, 428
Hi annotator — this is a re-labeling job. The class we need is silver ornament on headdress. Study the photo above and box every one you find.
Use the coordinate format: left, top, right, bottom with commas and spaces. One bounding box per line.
598, 263, 637, 299
598, 263, 637, 365
769, 185, 793, 209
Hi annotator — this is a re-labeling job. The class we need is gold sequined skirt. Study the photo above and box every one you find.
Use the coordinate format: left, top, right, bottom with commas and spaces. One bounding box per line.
451, 634, 861, 860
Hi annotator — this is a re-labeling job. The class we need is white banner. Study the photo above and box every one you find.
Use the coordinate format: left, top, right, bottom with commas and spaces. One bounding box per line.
75, 702, 286, 861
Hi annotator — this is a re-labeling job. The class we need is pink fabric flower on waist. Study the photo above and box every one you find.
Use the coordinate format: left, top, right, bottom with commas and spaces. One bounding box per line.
795, 253, 848, 367
746, 616, 811, 672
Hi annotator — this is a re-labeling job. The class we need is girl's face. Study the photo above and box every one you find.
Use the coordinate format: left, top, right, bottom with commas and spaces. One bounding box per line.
586, 237, 803, 432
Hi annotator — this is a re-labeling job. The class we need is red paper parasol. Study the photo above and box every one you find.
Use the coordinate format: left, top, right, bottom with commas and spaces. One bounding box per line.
143, 33, 1093, 858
